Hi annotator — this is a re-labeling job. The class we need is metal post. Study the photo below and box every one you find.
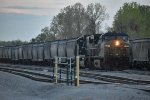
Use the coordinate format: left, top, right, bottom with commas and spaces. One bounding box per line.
71, 66, 73, 85
69, 58, 72, 73
54, 56, 58, 84
75, 56, 80, 86
69, 58, 72, 85
74, 62, 76, 81
53, 59, 54, 78
59, 66, 61, 83
67, 60, 69, 85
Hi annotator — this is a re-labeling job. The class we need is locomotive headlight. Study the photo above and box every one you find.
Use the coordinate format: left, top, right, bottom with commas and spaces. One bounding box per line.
105, 44, 110, 47
115, 40, 120, 46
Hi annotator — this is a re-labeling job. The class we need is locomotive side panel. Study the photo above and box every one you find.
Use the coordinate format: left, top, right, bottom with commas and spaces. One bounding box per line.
86, 34, 101, 57
99, 42, 105, 58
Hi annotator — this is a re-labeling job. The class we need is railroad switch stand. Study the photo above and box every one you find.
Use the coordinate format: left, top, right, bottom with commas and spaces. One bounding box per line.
53, 56, 80, 86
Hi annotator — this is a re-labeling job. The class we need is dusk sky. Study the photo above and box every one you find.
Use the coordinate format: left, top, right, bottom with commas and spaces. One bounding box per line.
0, 0, 149, 41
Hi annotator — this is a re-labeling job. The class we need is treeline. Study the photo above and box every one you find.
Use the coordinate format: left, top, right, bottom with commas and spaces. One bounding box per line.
32, 2, 150, 43
1, 2, 150, 46
30, 3, 108, 43
0, 40, 28, 46
113, 2, 150, 38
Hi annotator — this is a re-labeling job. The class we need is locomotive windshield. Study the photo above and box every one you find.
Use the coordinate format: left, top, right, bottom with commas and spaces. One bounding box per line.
117, 36, 128, 41
103, 36, 128, 41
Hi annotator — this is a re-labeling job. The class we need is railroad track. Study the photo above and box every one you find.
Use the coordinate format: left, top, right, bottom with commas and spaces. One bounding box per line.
80, 72, 150, 85
0, 66, 104, 85
0, 67, 53, 82
0, 64, 150, 85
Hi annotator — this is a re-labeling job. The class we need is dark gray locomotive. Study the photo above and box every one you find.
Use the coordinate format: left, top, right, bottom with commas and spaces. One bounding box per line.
83, 32, 131, 70
0, 32, 131, 70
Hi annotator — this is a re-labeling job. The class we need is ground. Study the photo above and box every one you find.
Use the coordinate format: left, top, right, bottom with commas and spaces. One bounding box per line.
0, 71, 150, 100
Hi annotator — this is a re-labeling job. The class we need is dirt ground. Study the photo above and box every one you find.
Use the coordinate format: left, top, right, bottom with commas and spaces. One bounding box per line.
0, 71, 150, 100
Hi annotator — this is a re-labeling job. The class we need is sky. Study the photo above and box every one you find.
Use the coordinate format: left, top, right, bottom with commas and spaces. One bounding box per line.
0, 0, 149, 41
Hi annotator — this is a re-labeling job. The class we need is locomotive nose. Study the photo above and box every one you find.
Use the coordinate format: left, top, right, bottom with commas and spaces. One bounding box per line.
105, 39, 130, 57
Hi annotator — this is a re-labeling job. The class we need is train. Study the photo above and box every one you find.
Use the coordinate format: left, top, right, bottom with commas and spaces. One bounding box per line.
0, 32, 149, 70
0, 32, 131, 70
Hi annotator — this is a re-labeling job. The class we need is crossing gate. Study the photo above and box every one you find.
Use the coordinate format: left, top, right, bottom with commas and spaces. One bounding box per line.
53, 56, 80, 86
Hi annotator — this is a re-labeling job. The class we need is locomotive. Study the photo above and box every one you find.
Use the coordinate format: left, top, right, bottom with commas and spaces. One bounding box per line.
83, 32, 131, 70
0, 32, 131, 70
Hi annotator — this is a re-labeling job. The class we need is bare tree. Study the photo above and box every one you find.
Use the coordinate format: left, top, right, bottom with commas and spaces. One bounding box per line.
86, 3, 108, 34
50, 3, 108, 39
